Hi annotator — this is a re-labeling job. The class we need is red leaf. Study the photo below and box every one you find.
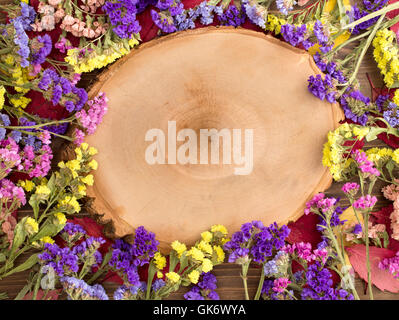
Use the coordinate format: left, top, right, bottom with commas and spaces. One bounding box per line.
387, 0, 399, 37
346, 244, 399, 292
371, 205, 399, 252
286, 213, 323, 248
23, 289, 60, 300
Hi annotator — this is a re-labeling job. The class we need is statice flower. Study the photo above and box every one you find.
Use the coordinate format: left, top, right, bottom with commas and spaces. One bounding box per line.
113, 284, 141, 300
307, 74, 336, 103
75, 92, 108, 135
39, 243, 79, 277
313, 20, 333, 53
217, 5, 245, 27
31, 34, 52, 65
272, 277, 291, 293
353, 223, 363, 235
352, 149, 380, 177
19, 2, 37, 31
59, 222, 87, 244
340, 89, 371, 126
12, 17, 30, 68
174, 8, 199, 31
341, 182, 360, 196
195, 1, 217, 25
224, 221, 290, 264
72, 236, 105, 267
151, 10, 177, 33
313, 52, 347, 84
349, 0, 389, 35
383, 102, 399, 128
102, 0, 141, 39
263, 250, 289, 277
301, 261, 354, 300
242, 0, 267, 28
61, 276, 109, 300
184, 272, 219, 300
0, 178, 26, 206
375, 94, 389, 111
261, 279, 293, 300
353, 195, 377, 210
379, 251, 399, 278
281, 23, 314, 49
152, 278, 166, 292
0, 138, 22, 178
276, 0, 297, 15
109, 226, 159, 286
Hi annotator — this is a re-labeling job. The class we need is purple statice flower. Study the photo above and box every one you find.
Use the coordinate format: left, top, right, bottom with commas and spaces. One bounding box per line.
313, 53, 347, 84
350, 0, 389, 35
169, 1, 184, 16
195, 1, 217, 25
375, 94, 389, 112
217, 5, 245, 27
109, 226, 158, 286
137, 0, 157, 13
383, 102, 399, 128
340, 89, 371, 126
42, 121, 69, 135
31, 34, 52, 65
152, 278, 166, 292
379, 252, 399, 279
156, 0, 174, 10
12, 17, 30, 68
174, 8, 199, 31
19, 2, 36, 31
184, 272, 219, 300
224, 221, 290, 264
301, 261, 354, 300
262, 279, 293, 300
103, 0, 141, 39
353, 223, 362, 235
59, 222, 87, 244
72, 236, 105, 267
151, 10, 177, 33
281, 23, 314, 49
51, 85, 62, 105
0, 113, 11, 141
276, 0, 297, 15
313, 20, 333, 53
307, 74, 336, 103
38, 243, 79, 277
113, 284, 141, 300
61, 276, 109, 300
242, 0, 266, 28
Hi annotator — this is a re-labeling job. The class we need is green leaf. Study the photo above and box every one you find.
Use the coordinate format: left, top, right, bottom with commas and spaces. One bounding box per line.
1, 254, 39, 278
9, 218, 27, 259
0, 253, 6, 263
29, 224, 59, 243
365, 127, 385, 142
386, 160, 395, 180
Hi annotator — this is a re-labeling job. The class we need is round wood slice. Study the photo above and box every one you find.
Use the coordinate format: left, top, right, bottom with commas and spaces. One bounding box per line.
83, 27, 343, 250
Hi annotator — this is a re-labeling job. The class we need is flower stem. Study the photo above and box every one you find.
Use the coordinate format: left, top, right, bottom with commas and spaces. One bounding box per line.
364, 210, 374, 300
240, 262, 250, 300
254, 266, 265, 300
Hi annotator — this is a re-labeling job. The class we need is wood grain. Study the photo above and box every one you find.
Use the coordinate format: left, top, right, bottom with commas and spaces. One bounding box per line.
0, 0, 398, 300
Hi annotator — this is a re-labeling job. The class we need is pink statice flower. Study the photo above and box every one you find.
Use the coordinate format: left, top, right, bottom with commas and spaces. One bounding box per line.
352, 149, 380, 177
353, 195, 377, 210
282, 242, 327, 263
38, 130, 51, 145
0, 138, 22, 179
304, 193, 325, 215
382, 181, 399, 240
379, 251, 399, 278
76, 92, 108, 135
341, 182, 360, 196
20, 145, 53, 178
0, 179, 26, 206
73, 128, 85, 146
272, 277, 291, 293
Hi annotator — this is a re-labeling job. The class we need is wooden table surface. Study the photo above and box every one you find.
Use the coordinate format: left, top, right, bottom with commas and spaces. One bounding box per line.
0, 0, 398, 300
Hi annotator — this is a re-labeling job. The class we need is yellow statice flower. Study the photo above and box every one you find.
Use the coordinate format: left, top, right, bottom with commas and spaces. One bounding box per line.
201, 258, 213, 273
197, 240, 213, 255
88, 159, 98, 170
366, 147, 393, 163
394, 90, 399, 106
77, 184, 87, 196
25, 217, 39, 235
165, 272, 180, 284
65, 37, 139, 73
58, 195, 81, 213
0, 85, 5, 110
171, 240, 187, 258
9, 96, 31, 109
210, 224, 228, 236
35, 185, 51, 195
88, 146, 98, 156
157, 271, 163, 279
353, 126, 369, 140
201, 231, 212, 243
373, 29, 399, 88
40, 236, 55, 244
265, 14, 286, 35
153, 252, 166, 270
54, 212, 67, 225
66, 160, 81, 172
213, 245, 225, 263
188, 270, 200, 284
393, 149, 399, 164
187, 247, 205, 262
19, 179, 35, 192
81, 174, 94, 186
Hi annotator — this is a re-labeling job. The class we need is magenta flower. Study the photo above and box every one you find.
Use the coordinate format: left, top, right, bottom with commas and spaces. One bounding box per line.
272, 277, 291, 293
342, 182, 360, 195
352, 150, 380, 177
76, 92, 108, 135
304, 193, 325, 215
353, 195, 377, 210
0, 179, 26, 206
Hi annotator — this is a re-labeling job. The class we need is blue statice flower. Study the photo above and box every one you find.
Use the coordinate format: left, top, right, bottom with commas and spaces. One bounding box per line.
340, 89, 371, 126
59, 222, 87, 245
156, 0, 174, 10
103, 0, 141, 39
217, 5, 245, 27
152, 278, 166, 292
72, 236, 105, 267
113, 284, 140, 300
263, 251, 289, 277
195, 1, 217, 25
313, 20, 333, 53
375, 94, 389, 112
38, 243, 79, 277
61, 276, 109, 300
242, 0, 266, 28
307, 74, 336, 103
349, 0, 389, 35
12, 17, 30, 68
19, 2, 36, 31
301, 261, 354, 300
174, 8, 199, 31
151, 10, 177, 33
313, 52, 347, 84
353, 223, 362, 235
276, 0, 297, 16
383, 102, 399, 128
